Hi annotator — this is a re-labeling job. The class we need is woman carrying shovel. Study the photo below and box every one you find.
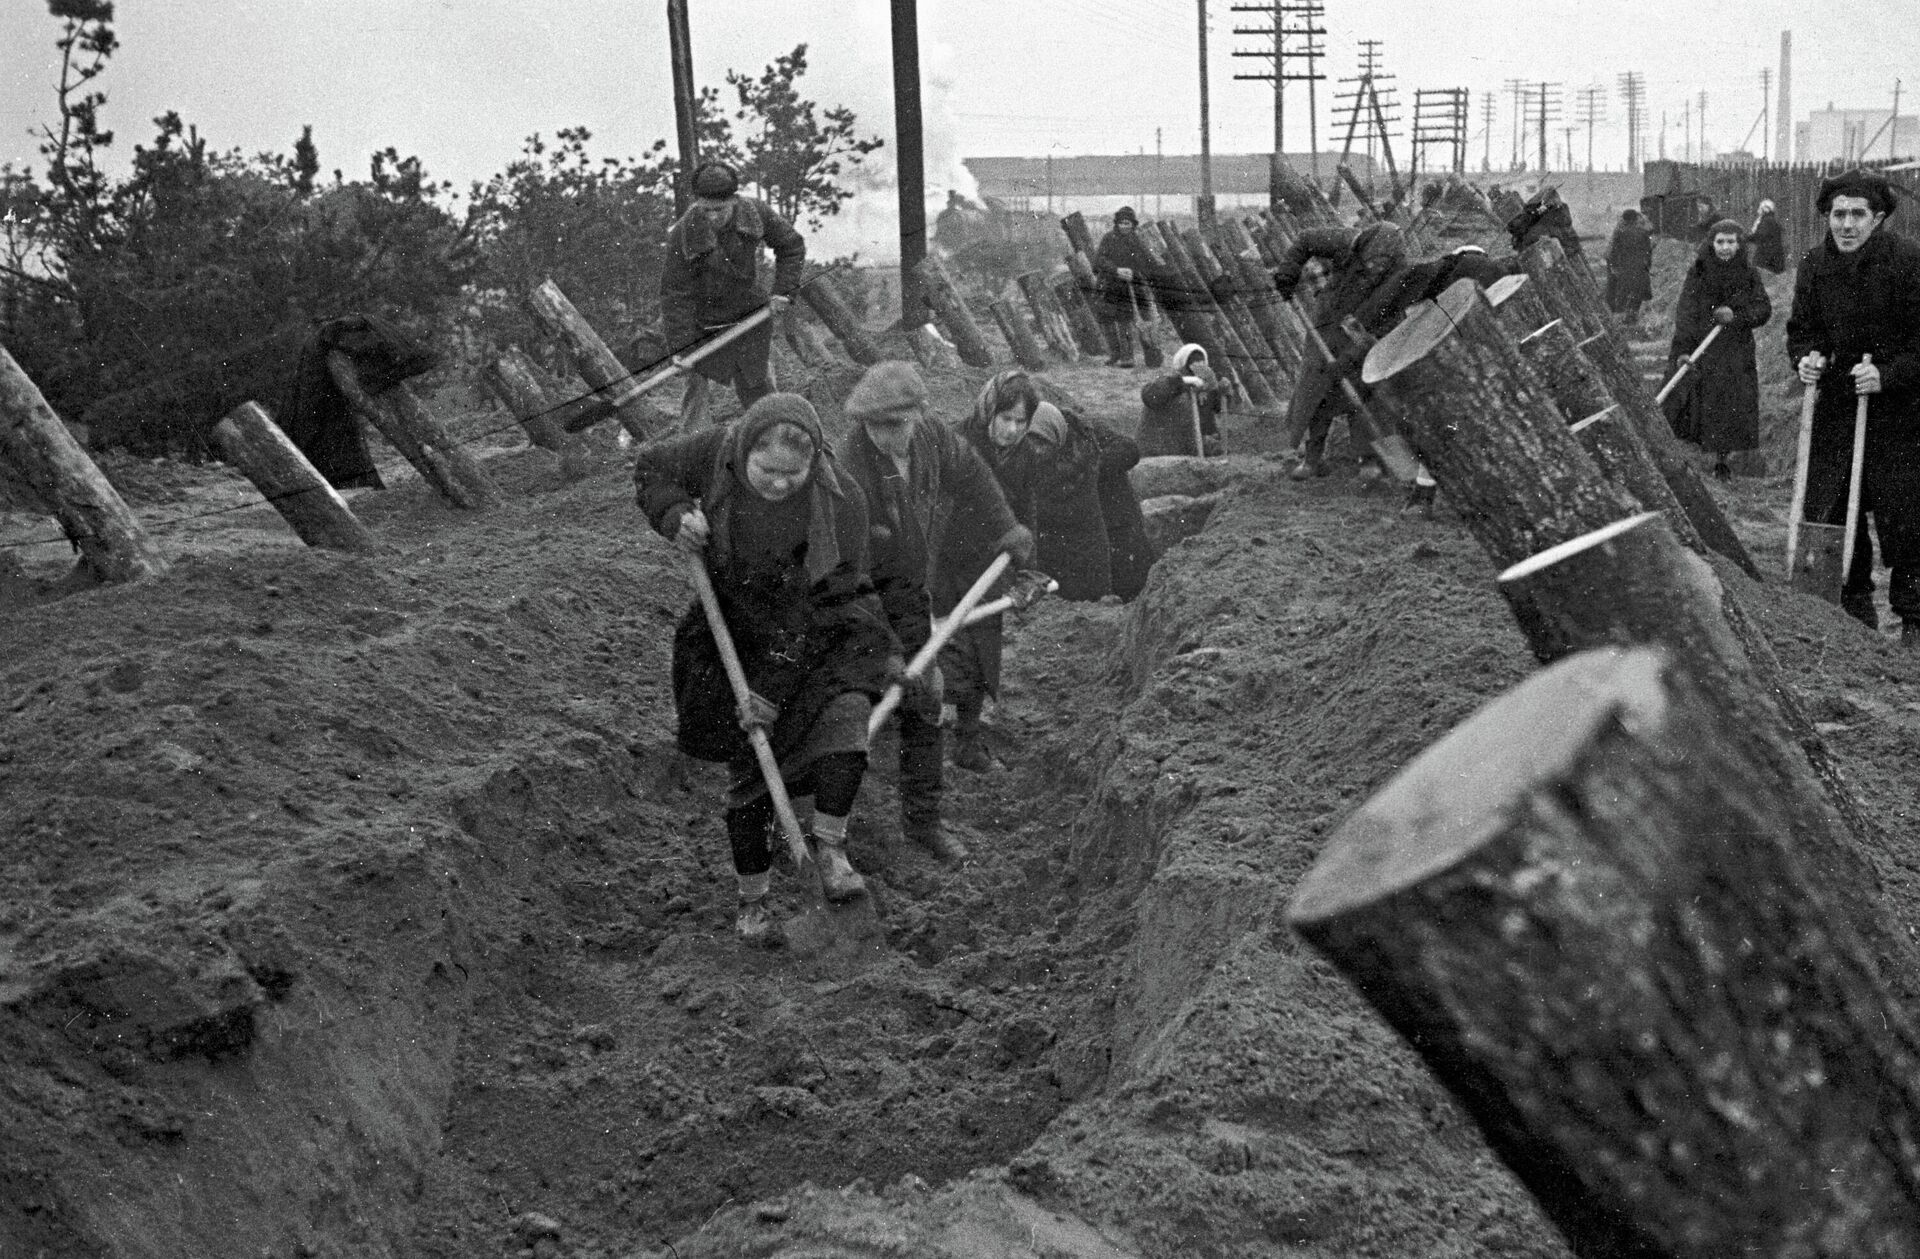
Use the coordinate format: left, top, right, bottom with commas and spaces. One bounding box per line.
634, 394, 899, 943
1664, 218, 1772, 482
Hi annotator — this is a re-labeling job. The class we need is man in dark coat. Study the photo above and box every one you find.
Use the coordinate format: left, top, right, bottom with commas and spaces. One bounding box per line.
1786, 169, 1920, 641
1750, 199, 1787, 273
837, 361, 1032, 863
1270, 221, 1419, 479
1605, 209, 1655, 319
1507, 185, 1585, 261
1091, 206, 1171, 367
659, 160, 807, 430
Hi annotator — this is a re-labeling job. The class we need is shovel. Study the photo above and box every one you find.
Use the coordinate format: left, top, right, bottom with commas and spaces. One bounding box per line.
567, 307, 776, 431
1785, 355, 1872, 606
1653, 323, 1722, 406
868, 552, 1012, 738
687, 555, 879, 955
1186, 382, 1210, 458
960, 570, 1059, 626
1290, 301, 1420, 483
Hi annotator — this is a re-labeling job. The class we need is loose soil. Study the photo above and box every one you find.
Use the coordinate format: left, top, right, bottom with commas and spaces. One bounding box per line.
6, 266, 1920, 1259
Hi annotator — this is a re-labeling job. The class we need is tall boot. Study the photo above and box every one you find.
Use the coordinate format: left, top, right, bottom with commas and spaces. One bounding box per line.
901, 709, 966, 863
951, 701, 993, 773
810, 813, 867, 902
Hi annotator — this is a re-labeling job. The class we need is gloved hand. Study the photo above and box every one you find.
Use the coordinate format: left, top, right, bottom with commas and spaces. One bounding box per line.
905, 663, 944, 719
740, 690, 778, 730
1007, 570, 1053, 611
673, 506, 711, 554
1712, 305, 1736, 326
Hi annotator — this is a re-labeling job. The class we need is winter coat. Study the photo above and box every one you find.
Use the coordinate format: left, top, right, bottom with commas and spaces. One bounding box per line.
1508, 197, 1584, 259
1270, 224, 1410, 346
1605, 220, 1655, 309
1092, 228, 1171, 321
1028, 403, 1114, 602
1785, 227, 1920, 519
1749, 210, 1787, 274
1093, 424, 1157, 602
632, 421, 895, 766
1665, 241, 1772, 455
946, 383, 1050, 701
659, 197, 805, 379
836, 419, 1023, 657
1138, 371, 1226, 457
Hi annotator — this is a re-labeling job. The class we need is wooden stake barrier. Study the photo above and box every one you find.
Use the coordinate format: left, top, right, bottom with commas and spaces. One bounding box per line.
327, 354, 500, 510
1146, 223, 1261, 405
1051, 272, 1111, 358
1179, 227, 1287, 402
0, 344, 168, 582
481, 348, 570, 451
987, 297, 1048, 371
914, 257, 996, 369
1063, 249, 1126, 360
526, 280, 671, 441
1015, 271, 1082, 362
1514, 238, 1760, 579
211, 402, 378, 553
1290, 644, 1920, 1259
798, 273, 884, 366
1214, 219, 1304, 378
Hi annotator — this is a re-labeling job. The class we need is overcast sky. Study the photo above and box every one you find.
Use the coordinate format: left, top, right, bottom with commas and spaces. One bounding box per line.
3, 0, 1915, 259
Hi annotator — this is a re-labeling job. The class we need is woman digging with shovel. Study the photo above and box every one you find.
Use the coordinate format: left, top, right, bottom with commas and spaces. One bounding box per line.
634, 394, 900, 944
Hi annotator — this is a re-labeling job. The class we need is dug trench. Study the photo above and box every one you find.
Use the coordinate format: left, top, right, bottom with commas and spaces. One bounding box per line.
8, 365, 1920, 1258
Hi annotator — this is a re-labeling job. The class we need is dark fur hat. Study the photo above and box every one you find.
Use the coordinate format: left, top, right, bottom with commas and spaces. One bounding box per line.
1816, 169, 1897, 217
692, 160, 740, 198
1113, 205, 1139, 225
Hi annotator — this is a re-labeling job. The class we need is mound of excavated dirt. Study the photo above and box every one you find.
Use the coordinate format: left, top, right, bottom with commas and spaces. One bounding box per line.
7, 345, 1920, 1259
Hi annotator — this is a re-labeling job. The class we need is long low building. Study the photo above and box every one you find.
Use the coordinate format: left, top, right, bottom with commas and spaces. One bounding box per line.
964, 152, 1383, 205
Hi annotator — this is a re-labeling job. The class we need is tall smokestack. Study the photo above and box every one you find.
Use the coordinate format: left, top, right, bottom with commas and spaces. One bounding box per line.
1774, 31, 1792, 163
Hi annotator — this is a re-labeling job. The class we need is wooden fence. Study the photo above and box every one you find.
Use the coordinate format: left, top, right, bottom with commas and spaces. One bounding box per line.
1641, 157, 1920, 260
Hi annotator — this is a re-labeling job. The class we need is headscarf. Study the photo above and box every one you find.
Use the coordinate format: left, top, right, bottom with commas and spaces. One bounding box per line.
1026, 401, 1068, 449
706, 393, 849, 582
968, 369, 1037, 433
1172, 343, 1218, 389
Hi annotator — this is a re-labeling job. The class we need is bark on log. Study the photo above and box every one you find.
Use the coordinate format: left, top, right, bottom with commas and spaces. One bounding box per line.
1016, 271, 1082, 362
1209, 220, 1305, 380
211, 403, 378, 553
1181, 226, 1288, 402
1268, 155, 1340, 225
1290, 645, 1920, 1259
327, 354, 500, 510
526, 280, 671, 441
987, 296, 1048, 371
0, 344, 168, 583
481, 347, 570, 451
1052, 273, 1110, 357
1151, 224, 1269, 405
778, 304, 834, 367
1060, 211, 1097, 258
1363, 290, 1912, 1004
798, 274, 883, 366
905, 325, 961, 371
1515, 238, 1759, 579
915, 257, 996, 369
1063, 250, 1126, 359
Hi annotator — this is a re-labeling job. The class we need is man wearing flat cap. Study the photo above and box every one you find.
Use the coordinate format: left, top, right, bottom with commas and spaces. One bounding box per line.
1786, 168, 1920, 642
659, 160, 807, 430
836, 361, 1033, 864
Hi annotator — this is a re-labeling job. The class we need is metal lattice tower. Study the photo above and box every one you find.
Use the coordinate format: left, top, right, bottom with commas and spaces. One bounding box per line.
1412, 87, 1470, 176
1232, 0, 1329, 196
1334, 40, 1401, 196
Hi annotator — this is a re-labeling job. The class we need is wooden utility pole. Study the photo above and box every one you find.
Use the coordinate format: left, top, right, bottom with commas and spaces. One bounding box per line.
1196, 0, 1216, 225
666, 0, 698, 217
891, 0, 927, 327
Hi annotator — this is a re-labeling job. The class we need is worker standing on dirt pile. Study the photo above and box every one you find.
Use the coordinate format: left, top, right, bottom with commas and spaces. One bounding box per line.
1092, 207, 1172, 368
837, 361, 1035, 863
1787, 170, 1920, 643
1269, 221, 1421, 482
633, 393, 897, 941
1665, 219, 1773, 483
1506, 185, 1585, 263
659, 160, 807, 432
1605, 208, 1656, 323
1137, 343, 1226, 457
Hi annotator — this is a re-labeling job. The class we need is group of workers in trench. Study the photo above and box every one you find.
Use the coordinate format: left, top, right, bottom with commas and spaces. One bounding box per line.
638, 158, 1920, 944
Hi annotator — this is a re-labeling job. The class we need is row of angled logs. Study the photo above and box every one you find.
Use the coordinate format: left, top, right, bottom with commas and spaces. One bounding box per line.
326, 354, 500, 510
914, 257, 997, 369
212, 402, 378, 553
1015, 272, 1082, 363
987, 296, 1048, 371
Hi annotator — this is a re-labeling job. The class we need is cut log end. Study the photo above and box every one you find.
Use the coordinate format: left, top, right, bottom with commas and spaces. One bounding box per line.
1485, 273, 1528, 308
1568, 404, 1618, 434
1363, 278, 1487, 387
1496, 511, 1661, 584
1287, 646, 1668, 928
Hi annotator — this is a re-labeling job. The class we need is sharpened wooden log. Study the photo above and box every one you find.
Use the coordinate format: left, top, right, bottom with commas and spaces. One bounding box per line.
1214, 219, 1304, 377
327, 354, 499, 510
988, 297, 1048, 371
1180, 227, 1284, 403
905, 324, 961, 371
1059, 211, 1097, 258
1146, 224, 1252, 402
1051, 273, 1110, 357
798, 274, 883, 366
211, 403, 378, 552
481, 348, 569, 451
915, 257, 996, 368
1015, 271, 1081, 362
1515, 239, 1760, 579
0, 344, 168, 583
1290, 644, 1920, 1259
1267, 155, 1340, 225
1062, 249, 1126, 360
527, 280, 672, 441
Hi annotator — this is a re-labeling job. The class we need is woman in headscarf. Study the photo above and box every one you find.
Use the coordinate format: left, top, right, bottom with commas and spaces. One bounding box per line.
633, 393, 899, 941
1749, 199, 1787, 274
1137, 343, 1226, 457
1604, 208, 1655, 320
1665, 219, 1773, 480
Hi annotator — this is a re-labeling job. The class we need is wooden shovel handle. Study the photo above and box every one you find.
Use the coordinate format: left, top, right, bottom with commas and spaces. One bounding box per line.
868, 552, 1013, 737
1841, 355, 1872, 581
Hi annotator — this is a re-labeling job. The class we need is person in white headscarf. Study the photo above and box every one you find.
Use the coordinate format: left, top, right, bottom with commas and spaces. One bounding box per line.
1137, 343, 1226, 457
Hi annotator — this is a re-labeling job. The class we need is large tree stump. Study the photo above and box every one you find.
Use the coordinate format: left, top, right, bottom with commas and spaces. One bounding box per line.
1290, 645, 1920, 1259
481, 348, 570, 451
0, 344, 168, 583
211, 403, 378, 553
1514, 238, 1760, 579
798, 274, 883, 366
987, 296, 1048, 371
526, 280, 672, 441
914, 257, 996, 369
327, 354, 500, 510
1015, 271, 1081, 362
